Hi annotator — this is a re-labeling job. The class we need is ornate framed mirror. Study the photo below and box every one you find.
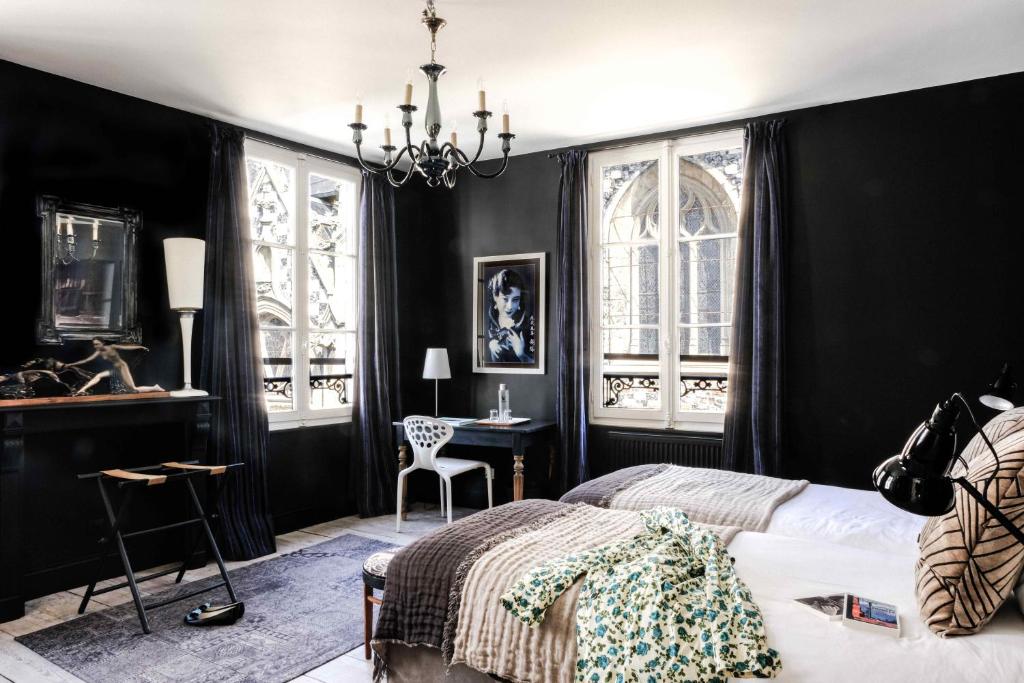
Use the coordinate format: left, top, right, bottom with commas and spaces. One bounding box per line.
36, 195, 141, 344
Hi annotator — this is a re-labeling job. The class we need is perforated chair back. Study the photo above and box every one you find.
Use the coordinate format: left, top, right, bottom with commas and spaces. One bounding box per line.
403, 415, 454, 471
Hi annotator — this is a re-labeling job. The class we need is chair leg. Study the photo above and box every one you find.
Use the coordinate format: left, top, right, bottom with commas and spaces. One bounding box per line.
439, 476, 446, 518
486, 467, 494, 510
446, 476, 453, 524
396, 470, 409, 533
363, 584, 373, 660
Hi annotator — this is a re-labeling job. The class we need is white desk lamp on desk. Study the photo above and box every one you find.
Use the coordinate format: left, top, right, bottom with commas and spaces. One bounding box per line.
422, 348, 451, 417
164, 238, 208, 397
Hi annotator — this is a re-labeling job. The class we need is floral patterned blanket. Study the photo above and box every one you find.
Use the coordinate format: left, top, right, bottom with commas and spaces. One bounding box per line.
500, 507, 780, 682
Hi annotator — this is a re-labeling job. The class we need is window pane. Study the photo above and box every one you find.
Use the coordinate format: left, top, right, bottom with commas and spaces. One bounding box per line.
601, 244, 659, 327
308, 253, 355, 331
599, 156, 661, 412
309, 174, 357, 255
247, 158, 295, 245
601, 161, 659, 242
679, 373, 728, 413
679, 326, 730, 358
252, 245, 293, 327
260, 329, 294, 413
601, 329, 660, 410
309, 332, 355, 411
677, 142, 741, 389
678, 238, 736, 326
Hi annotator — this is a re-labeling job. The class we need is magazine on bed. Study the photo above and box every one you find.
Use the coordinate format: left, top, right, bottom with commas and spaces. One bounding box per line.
842, 594, 901, 638
793, 594, 845, 621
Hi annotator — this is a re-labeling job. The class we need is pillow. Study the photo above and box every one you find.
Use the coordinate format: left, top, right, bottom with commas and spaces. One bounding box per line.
915, 406, 1024, 636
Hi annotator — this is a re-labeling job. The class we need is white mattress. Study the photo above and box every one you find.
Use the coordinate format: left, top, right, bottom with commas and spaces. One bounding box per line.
732, 531, 1024, 682
766, 483, 925, 554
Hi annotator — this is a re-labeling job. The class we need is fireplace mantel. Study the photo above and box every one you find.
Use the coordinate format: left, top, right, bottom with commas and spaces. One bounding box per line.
0, 395, 218, 621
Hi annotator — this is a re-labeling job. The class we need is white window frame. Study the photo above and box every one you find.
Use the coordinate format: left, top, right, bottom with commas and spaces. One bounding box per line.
588, 130, 743, 432
244, 139, 361, 431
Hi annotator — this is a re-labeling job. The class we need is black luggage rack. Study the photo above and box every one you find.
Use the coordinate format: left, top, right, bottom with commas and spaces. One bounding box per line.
76, 460, 243, 634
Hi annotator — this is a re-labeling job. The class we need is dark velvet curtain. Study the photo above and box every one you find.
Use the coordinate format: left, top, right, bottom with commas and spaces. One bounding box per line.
555, 150, 591, 492
722, 120, 787, 476
350, 172, 402, 517
200, 125, 276, 560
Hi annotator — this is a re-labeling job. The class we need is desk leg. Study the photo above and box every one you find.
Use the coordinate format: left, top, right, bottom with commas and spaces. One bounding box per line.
513, 454, 525, 502
398, 444, 409, 520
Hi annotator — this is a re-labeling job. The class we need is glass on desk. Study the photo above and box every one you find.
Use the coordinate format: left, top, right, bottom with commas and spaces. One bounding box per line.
489, 409, 499, 422
501, 408, 512, 422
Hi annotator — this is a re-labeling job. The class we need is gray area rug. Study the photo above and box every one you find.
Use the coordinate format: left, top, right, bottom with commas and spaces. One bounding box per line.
17, 533, 396, 683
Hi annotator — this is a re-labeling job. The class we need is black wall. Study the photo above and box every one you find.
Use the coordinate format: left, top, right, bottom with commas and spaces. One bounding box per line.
428, 71, 1024, 490
4, 52, 1023, 508
0, 59, 357, 534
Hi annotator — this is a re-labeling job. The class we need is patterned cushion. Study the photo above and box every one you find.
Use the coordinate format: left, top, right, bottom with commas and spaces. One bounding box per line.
916, 407, 1024, 636
362, 551, 396, 590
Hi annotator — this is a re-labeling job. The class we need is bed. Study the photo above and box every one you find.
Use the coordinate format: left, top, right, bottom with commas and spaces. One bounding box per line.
372, 467, 1024, 682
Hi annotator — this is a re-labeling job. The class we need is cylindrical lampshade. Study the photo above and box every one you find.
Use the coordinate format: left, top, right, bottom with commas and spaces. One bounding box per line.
422, 348, 451, 380
164, 238, 206, 310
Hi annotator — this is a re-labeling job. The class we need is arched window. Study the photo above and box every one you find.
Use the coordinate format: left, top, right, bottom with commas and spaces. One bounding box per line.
591, 132, 742, 429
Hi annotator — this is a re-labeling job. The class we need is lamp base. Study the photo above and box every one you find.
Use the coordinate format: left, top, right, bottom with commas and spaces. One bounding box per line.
170, 388, 209, 398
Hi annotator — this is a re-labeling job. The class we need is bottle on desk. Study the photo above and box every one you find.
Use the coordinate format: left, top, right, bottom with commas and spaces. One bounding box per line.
498, 383, 510, 423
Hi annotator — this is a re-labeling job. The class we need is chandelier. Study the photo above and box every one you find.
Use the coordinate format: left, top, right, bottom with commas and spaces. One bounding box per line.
349, 0, 514, 188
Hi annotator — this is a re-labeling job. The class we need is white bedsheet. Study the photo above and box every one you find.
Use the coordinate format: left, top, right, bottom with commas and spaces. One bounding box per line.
766, 483, 925, 554
732, 531, 1024, 682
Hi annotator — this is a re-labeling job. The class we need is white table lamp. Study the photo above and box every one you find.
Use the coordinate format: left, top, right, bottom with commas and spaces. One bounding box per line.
164, 238, 208, 397
422, 348, 451, 417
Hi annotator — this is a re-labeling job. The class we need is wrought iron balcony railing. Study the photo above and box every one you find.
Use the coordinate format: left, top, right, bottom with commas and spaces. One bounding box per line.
262, 357, 352, 405
601, 353, 727, 410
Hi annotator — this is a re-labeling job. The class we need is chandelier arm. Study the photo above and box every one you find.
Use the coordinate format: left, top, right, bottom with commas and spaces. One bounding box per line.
463, 130, 487, 166
353, 139, 410, 175
386, 160, 420, 187
464, 152, 510, 179
402, 121, 422, 162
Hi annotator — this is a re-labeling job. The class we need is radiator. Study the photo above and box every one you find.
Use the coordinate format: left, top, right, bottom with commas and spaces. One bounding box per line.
594, 430, 723, 473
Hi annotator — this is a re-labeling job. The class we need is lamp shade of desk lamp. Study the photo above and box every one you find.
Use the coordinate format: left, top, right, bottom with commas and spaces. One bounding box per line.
873, 371, 1022, 545
980, 363, 1016, 411
164, 238, 208, 397
422, 348, 451, 417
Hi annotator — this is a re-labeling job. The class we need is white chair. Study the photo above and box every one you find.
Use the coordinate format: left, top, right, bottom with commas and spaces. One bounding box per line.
396, 415, 493, 531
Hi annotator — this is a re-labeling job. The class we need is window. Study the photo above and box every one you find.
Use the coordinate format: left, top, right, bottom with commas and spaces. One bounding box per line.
244, 140, 360, 429
589, 131, 743, 430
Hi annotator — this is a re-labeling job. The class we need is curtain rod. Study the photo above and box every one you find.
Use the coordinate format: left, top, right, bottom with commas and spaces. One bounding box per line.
545, 116, 783, 159
243, 132, 363, 169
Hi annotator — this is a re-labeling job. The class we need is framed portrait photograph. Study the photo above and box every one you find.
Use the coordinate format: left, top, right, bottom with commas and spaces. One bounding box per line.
473, 252, 545, 374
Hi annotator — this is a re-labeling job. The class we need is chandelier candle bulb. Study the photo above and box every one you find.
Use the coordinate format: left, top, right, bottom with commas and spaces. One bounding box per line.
502, 112, 509, 134
450, 130, 457, 147
384, 126, 392, 146
477, 78, 486, 111
354, 103, 363, 125
404, 80, 413, 106
92, 219, 99, 241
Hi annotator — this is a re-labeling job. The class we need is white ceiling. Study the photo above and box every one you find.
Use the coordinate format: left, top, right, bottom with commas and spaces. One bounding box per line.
0, 0, 1022, 160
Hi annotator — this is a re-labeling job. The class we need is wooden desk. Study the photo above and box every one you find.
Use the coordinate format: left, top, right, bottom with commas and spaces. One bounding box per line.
392, 419, 557, 506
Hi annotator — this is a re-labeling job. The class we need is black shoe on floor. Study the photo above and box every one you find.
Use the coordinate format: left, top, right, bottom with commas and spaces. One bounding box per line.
184, 601, 245, 627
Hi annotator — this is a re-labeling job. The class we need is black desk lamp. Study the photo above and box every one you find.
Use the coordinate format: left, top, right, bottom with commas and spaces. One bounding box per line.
872, 364, 1021, 542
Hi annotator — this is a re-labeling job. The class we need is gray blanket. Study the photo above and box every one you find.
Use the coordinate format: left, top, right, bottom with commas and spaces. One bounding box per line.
558, 463, 668, 506
372, 499, 576, 680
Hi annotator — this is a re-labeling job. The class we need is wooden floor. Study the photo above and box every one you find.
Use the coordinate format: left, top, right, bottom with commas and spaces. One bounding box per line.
0, 503, 472, 683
